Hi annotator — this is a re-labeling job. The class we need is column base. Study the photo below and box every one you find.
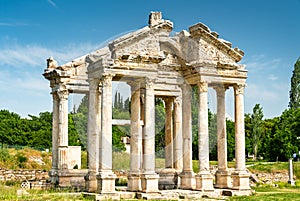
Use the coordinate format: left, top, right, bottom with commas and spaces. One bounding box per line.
179, 171, 195, 190
231, 171, 251, 190
141, 173, 159, 193
97, 171, 117, 194
158, 168, 179, 190
215, 170, 232, 189
85, 171, 98, 193
56, 169, 88, 190
195, 171, 214, 191
127, 172, 141, 192
48, 169, 58, 185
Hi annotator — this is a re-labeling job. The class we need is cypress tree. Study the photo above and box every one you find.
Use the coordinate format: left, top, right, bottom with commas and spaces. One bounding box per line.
289, 57, 300, 109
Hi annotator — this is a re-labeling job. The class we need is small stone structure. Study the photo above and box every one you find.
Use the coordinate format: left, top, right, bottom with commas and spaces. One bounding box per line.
43, 12, 251, 198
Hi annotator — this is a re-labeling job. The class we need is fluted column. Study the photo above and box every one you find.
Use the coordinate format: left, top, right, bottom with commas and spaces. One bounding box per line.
141, 77, 159, 193
232, 84, 250, 190
50, 91, 59, 183
173, 96, 183, 171
164, 97, 174, 169
127, 81, 142, 191
57, 88, 69, 170
234, 84, 246, 172
97, 73, 116, 194
214, 85, 231, 188
196, 82, 214, 191
86, 78, 101, 192
179, 83, 195, 190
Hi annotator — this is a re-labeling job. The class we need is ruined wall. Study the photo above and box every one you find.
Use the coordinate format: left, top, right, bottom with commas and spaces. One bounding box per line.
0, 169, 49, 181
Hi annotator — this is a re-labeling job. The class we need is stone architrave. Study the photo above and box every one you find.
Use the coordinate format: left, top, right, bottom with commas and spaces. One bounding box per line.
127, 81, 142, 191
141, 77, 159, 193
57, 88, 69, 170
179, 83, 195, 190
214, 85, 231, 189
232, 84, 251, 190
86, 78, 101, 192
195, 82, 214, 191
97, 74, 117, 194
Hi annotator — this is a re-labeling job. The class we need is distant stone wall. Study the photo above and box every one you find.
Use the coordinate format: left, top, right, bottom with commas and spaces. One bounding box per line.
0, 169, 49, 181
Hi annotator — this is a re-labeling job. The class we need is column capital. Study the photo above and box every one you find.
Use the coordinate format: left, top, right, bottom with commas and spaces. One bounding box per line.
145, 77, 155, 89
163, 97, 174, 105
88, 78, 101, 91
128, 80, 141, 92
198, 81, 208, 93
174, 96, 182, 107
213, 84, 228, 95
181, 83, 192, 96
102, 73, 114, 87
51, 91, 59, 101
234, 83, 246, 95
57, 89, 69, 100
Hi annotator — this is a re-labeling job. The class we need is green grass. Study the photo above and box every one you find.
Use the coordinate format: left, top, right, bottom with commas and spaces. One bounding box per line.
229, 186, 300, 200
247, 162, 288, 173
2, 149, 300, 200
0, 182, 93, 201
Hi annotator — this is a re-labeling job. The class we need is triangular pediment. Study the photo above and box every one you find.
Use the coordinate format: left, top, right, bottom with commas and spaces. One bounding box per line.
44, 12, 247, 91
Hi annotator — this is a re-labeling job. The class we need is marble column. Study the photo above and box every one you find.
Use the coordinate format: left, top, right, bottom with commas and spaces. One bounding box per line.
195, 82, 214, 191
232, 84, 251, 190
141, 77, 159, 193
164, 97, 174, 169
57, 88, 69, 170
97, 74, 116, 194
214, 85, 231, 188
179, 83, 195, 190
173, 96, 183, 171
86, 78, 101, 192
127, 81, 142, 191
49, 91, 59, 183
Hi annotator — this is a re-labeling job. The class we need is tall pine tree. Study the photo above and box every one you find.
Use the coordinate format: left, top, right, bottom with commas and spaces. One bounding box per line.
289, 57, 300, 109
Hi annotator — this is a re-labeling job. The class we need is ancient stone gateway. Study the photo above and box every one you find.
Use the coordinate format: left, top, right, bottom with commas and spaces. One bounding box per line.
43, 12, 251, 198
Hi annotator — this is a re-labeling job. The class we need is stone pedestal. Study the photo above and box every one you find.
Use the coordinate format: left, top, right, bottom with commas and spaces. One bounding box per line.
85, 171, 98, 192
57, 169, 88, 190
179, 171, 195, 190
49, 169, 58, 185
215, 170, 232, 189
231, 171, 251, 190
97, 171, 117, 194
127, 173, 141, 192
141, 173, 159, 193
195, 171, 214, 191
158, 168, 178, 190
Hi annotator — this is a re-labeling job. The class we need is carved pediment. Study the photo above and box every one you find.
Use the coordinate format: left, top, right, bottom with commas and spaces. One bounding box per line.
188, 23, 244, 64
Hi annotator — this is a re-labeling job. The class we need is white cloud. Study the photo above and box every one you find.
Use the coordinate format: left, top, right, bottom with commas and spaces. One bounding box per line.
0, 22, 29, 27
47, 0, 57, 8
268, 74, 278, 81
244, 55, 281, 70
0, 42, 99, 69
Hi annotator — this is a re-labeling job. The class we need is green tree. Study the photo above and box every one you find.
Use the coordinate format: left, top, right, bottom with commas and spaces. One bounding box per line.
250, 104, 264, 160
208, 111, 217, 160
226, 119, 235, 161
27, 112, 52, 149
0, 110, 22, 147
72, 95, 88, 149
289, 57, 300, 109
268, 109, 299, 161
155, 98, 166, 157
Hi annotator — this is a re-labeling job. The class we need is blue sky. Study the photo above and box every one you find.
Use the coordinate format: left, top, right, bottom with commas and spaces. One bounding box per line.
0, 0, 299, 119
